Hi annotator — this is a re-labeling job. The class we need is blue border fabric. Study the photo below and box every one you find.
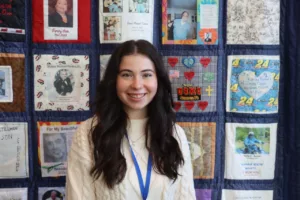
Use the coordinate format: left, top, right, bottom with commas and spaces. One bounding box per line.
0, 0, 295, 199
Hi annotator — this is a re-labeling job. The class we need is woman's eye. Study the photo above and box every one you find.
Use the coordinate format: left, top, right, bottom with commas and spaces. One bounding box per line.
143, 73, 152, 78
120, 73, 131, 77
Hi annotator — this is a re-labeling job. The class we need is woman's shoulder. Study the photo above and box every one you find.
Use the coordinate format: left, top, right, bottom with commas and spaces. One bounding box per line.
172, 123, 188, 145
49, 11, 60, 19
68, 117, 97, 165
72, 116, 98, 149
82, 115, 97, 126
67, 13, 73, 20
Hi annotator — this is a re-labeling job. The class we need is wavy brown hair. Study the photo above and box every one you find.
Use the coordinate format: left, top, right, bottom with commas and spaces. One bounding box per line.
90, 40, 184, 188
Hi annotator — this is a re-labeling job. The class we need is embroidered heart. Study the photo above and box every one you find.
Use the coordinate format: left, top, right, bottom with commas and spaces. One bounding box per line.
200, 57, 211, 67
184, 102, 195, 111
173, 102, 181, 111
198, 101, 208, 111
238, 71, 273, 100
184, 71, 195, 81
182, 57, 196, 68
168, 57, 178, 67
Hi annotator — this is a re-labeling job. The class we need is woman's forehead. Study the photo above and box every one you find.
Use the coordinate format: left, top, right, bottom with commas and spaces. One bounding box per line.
119, 54, 155, 71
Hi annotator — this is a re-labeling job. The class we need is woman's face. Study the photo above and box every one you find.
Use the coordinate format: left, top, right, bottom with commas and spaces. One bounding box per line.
55, 0, 68, 14
116, 53, 158, 118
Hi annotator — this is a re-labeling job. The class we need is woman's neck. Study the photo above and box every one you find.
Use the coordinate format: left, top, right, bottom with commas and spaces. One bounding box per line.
125, 107, 148, 119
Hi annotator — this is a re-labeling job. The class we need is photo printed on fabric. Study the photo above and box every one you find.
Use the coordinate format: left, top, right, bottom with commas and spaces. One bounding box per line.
162, 0, 219, 45
38, 121, 80, 177
225, 123, 277, 180
99, 0, 154, 43
34, 54, 90, 111
0, 65, 12, 102
44, 0, 78, 40
0, 53, 25, 112
38, 187, 65, 200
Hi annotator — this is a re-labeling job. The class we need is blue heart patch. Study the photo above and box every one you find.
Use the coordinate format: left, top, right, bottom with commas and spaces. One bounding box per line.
182, 57, 196, 68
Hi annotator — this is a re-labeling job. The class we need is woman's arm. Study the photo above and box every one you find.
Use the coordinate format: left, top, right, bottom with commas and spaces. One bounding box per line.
173, 124, 196, 200
66, 119, 96, 200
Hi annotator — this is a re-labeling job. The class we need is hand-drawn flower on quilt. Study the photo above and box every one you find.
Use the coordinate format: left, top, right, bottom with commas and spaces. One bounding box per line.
227, 0, 279, 44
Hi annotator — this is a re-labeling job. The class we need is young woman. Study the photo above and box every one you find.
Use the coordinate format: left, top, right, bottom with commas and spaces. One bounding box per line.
66, 40, 196, 200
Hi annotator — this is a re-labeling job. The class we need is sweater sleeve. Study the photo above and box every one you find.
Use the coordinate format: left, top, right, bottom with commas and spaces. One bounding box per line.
173, 124, 196, 200
66, 118, 97, 200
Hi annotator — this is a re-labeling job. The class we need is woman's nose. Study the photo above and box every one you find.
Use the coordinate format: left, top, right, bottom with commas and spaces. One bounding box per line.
131, 77, 143, 89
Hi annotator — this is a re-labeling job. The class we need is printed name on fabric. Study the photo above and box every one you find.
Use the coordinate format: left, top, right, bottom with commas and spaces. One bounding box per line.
125, 132, 152, 200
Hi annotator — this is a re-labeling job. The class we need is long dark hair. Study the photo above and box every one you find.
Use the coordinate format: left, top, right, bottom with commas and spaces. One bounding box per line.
90, 40, 184, 188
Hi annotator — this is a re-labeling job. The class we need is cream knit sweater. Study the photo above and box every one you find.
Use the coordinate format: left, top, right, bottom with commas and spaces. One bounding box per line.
66, 117, 196, 200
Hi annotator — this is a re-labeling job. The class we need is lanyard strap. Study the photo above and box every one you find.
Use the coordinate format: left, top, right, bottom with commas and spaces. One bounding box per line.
125, 133, 152, 200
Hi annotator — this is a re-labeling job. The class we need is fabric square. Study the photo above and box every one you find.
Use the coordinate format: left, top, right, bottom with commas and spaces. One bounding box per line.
34, 54, 90, 111
162, 0, 219, 45
225, 123, 277, 180
0, 122, 28, 178
37, 121, 81, 177
0, 65, 12, 102
164, 56, 217, 112
227, 0, 279, 44
99, 0, 154, 43
32, 0, 91, 43
177, 122, 216, 179
44, 0, 78, 40
0, 188, 27, 199
0, 0, 25, 42
0, 53, 25, 112
222, 189, 273, 200
196, 189, 212, 200
38, 187, 65, 199
226, 55, 280, 114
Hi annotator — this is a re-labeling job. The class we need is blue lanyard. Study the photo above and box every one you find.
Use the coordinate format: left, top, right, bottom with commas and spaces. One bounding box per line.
125, 133, 152, 200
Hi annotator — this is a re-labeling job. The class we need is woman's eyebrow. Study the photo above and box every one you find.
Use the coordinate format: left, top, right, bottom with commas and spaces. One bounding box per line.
141, 69, 155, 72
119, 69, 132, 73
119, 69, 155, 73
